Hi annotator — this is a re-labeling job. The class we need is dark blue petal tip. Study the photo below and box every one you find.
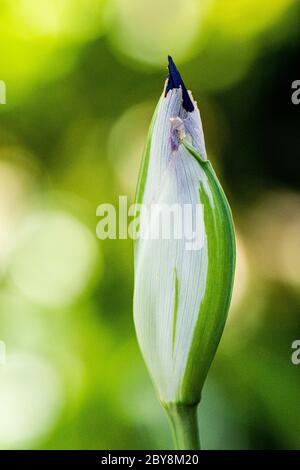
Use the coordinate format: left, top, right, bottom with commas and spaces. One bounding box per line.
165, 55, 194, 113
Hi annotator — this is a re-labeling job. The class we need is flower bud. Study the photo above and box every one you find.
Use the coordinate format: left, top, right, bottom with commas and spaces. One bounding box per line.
133, 56, 235, 408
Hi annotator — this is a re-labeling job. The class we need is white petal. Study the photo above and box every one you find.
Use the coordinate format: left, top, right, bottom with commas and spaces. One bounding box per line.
134, 89, 209, 402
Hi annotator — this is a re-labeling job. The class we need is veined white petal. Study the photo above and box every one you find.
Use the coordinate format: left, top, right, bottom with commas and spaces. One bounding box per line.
133, 89, 209, 403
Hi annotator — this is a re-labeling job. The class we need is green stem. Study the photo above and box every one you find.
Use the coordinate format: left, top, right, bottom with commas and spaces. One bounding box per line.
164, 403, 201, 450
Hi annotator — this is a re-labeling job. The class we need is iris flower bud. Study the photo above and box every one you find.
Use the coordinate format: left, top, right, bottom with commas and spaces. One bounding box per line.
133, 56, 235, 449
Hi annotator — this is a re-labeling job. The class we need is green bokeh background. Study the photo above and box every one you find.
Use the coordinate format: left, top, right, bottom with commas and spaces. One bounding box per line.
0, 0, 299, 449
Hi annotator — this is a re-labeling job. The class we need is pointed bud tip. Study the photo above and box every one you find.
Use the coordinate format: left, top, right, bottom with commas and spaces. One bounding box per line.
165, 55, 194, 113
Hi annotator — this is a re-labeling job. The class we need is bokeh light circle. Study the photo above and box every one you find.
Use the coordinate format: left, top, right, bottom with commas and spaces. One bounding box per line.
9, 210, 99, 307
0, 353, 64, 448
107, 0, 211, 67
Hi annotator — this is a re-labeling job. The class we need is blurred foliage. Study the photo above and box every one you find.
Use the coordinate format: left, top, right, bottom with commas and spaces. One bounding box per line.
0, 0, 300, 450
